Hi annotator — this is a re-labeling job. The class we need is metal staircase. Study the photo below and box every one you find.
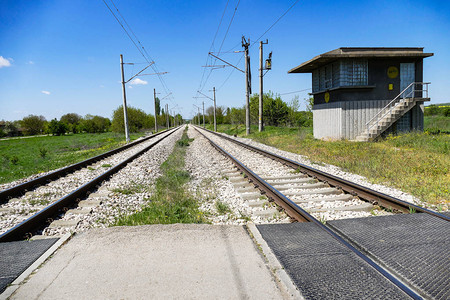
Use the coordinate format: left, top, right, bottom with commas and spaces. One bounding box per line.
355, 82, 430, 141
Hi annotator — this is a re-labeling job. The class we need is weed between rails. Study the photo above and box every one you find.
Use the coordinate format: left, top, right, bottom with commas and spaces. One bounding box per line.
113, 128, 207, 226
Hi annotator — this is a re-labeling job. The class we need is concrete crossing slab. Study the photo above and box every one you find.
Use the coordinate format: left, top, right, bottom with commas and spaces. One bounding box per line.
9, 225, 287, 300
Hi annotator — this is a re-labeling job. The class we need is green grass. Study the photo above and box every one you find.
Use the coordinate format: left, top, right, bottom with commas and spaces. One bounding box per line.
215, 200, 231, 215
113, 127, 207, 226
112, 181, 147, 195
0, 132, 146, 185
212, 124, 449, 207
425, 115, 450, 133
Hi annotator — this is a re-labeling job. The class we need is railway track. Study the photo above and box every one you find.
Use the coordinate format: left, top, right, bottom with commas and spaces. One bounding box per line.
0, 127, 181, 242
193, 126, 449, 299
195, 126, 449, 222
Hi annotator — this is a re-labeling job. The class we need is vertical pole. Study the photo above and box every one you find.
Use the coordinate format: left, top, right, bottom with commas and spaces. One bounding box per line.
259, 41, 264, 132
202, 101, 205, 128
154, 88, 158, 133
166, 104, 169, 129
213, 87, 217, 132
243, 37, 250, 135
198, 108, 200, 126
120, 54, 130, 142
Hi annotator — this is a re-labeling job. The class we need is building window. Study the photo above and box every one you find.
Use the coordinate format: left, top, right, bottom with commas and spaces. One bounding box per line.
340, 59, 368, 86
312, 59, 368, 93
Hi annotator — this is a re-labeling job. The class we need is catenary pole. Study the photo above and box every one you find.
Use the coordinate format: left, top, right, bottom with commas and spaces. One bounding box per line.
166, 104, 169, 129
120, 54, 130, 142
154, 88, 158, 133
213, 87, 217, 132
259, 40, 268, 132
202, 101, 205, 128
242, 37, 251, 135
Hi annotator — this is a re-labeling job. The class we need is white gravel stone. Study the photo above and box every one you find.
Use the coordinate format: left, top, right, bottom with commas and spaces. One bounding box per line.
184, 126, 290, 225
215, 131, 446, 212
195, 127, 399, 221
0, 129, 182, 235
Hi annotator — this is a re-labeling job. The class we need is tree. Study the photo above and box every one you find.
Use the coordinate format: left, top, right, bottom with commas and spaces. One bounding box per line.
305, 97, 314, 112
80, 114, 111, 133
206, 106, 226, 125
228, 107, 245, 125
48, 119, 68, 136
155, 97, 161, 116
60, 113, 82, 133
21, 115, 46, 135
3, 121, 20, 137
111, 105, 154, 133
249, 92, 289, 126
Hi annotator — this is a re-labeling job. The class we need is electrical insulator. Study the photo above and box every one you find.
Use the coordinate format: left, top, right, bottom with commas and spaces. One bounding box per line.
265, 52, 272, 70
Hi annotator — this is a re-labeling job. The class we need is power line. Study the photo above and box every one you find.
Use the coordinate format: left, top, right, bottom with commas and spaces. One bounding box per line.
198, 0, 241, 93
102, 0, 148, 62
217, 0, 241, 56
197, 0, 231, 93
103, 0, 173, 100
279, 88, 311, 96
217, 53, 244, 91
250, 0, 300, 48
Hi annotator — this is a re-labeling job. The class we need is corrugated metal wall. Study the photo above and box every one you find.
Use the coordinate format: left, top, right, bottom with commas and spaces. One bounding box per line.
313, 103, 342, 140
341, 100, 390, 139
314, 100, 390, 140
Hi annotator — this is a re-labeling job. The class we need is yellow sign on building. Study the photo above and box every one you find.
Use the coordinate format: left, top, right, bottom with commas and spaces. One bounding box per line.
387, 66, 399, 79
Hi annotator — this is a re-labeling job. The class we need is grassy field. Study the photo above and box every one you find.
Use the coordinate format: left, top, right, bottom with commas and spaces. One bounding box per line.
0, 132, 146, 184
425, 115, 450, 133
113, 128, 206, 225
209, 123, 449, 209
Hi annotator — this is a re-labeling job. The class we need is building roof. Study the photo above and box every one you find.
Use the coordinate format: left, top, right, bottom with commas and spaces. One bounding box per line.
288, 47, 434, 73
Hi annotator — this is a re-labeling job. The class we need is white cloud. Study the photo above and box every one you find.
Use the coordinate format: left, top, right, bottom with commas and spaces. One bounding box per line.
129, 78, 148, 85
41, 90, 51, 95
0, 56, 12, 68
28, 61, 35, 65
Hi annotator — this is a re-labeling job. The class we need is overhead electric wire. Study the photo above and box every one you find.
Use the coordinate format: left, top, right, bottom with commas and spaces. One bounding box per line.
197, 0, 230, 93
279, 88, 311, 96
198, 0, 241, 94
103, 0, 173, 103
250, 0, 301, 48
102, 0, 148, 61
217, 53, 244, 91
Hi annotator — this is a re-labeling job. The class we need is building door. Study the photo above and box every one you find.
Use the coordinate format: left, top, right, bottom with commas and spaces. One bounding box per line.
398, 63, 415, 132
400, 63, 415, 95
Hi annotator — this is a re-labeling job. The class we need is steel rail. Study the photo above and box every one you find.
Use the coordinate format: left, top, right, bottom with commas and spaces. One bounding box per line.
194, 128, 309, 222
194, 126, 423, 299
0, 127, 180, 242
200, 126, 449, 222
0, 128, 171, 204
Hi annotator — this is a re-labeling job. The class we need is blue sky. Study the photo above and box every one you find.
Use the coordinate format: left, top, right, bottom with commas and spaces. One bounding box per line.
1, 0, 449, 121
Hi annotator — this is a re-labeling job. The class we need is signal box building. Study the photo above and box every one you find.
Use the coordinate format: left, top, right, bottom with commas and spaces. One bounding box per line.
288, 47, 433, 141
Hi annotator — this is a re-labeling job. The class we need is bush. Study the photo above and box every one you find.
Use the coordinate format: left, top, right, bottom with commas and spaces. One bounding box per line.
80, 115, 111, 133
111, 105, 154, 133
60, 113, 82, 133
21, 115, 46, 135
425, 105, 450, 116
48, 119, 68, 136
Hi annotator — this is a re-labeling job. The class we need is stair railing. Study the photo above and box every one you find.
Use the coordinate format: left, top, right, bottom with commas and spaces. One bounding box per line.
364, 82, 430, 135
